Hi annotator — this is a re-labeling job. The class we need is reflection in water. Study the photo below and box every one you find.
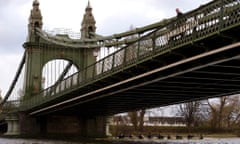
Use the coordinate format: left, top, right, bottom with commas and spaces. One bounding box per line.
0, 138, 240, 144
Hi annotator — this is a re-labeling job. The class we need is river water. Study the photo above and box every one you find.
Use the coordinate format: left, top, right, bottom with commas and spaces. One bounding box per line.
0, 137, 240, 144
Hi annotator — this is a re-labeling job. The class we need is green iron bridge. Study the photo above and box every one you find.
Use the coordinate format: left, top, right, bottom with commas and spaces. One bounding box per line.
1, 0, 240, 137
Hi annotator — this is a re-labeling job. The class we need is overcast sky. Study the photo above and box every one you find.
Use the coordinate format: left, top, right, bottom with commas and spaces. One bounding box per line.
0, 0, 212, 98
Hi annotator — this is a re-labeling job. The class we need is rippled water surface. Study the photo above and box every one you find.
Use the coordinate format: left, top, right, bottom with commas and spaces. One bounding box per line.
0, 138, 240, 144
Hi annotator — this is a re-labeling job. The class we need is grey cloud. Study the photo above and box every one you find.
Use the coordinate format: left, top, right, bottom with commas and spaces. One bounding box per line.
149, 0, 212, 14
96, 11, 157, 35
0, 0, 30, 54
0, 0, 30, 6
96, 0, 212, 36
0, 0, 213, 54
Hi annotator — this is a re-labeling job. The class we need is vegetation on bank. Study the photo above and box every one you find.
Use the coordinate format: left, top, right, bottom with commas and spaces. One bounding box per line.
110, 95, 240, 138
109, 125, 240, 138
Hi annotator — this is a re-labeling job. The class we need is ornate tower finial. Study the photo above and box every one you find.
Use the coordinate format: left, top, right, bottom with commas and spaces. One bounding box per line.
29, 0, 43, 29
33, 0, 39, 6
81, 0, 96, 39
28, 0, 43, 41
87, 0, 91, 9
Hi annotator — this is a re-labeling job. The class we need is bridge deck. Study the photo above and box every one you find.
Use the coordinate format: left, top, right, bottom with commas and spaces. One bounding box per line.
27, 26, 240, 116
47, 42, 240, 116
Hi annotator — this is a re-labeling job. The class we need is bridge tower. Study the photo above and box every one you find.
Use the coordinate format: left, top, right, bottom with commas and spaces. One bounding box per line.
16, 0, 108, 138
23, 0, 43, 97
23, 0, 98, 98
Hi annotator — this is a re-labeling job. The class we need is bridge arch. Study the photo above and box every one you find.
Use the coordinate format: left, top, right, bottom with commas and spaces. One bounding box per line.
23, 42, 97, 98
41, 59, 78, 89
36, 45, 84, 72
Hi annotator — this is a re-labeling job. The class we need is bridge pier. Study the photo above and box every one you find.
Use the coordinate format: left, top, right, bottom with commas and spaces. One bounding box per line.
81, 116, 111, 137
5, 113, 20, 135
18, 112, 43, 136
47, 115, 111, 137
16, 113, 110, 138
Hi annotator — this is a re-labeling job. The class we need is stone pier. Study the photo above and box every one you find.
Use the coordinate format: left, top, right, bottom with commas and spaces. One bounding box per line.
9, 113, 110, 138
5, 113, 20, 135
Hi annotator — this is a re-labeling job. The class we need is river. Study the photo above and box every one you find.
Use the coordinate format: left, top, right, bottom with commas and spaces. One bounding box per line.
0, 137, 240, 144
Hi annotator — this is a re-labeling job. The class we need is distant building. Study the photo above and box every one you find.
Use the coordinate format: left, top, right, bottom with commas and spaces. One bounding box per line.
112, 115, 186, 127
145, 116, 186, 127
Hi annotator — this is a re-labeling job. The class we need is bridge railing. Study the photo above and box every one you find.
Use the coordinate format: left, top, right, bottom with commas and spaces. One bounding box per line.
1, 100, 20, 113
20, 0, 240, 111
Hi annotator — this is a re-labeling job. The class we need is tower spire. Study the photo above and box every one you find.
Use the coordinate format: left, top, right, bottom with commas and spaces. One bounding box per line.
81, 0, 96, 39
29, 0, 43, 30
28, 0, 43, 41
33, 0, 39, 6
87, 0, 91, 9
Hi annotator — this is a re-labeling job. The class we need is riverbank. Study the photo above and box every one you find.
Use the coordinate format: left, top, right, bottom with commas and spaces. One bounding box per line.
0, 134, 237, 144
110, 125, 240, 138
0, 128, 240, 144
0, 131, 239, 143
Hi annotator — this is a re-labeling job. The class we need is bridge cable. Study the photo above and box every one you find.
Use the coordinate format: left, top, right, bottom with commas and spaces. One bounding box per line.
0, 51, 26, 106
47, 62, 73, 95
55, 62, 73, 85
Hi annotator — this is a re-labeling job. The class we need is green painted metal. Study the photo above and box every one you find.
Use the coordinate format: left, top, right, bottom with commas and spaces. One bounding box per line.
22, 42, 97, 98
15, 0, 240, 110
22, 0, 98, 101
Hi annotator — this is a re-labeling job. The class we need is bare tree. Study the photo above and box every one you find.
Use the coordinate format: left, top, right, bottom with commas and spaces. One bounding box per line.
128, 109, 146, 132
177, 101, 203, 127
139, 109, 146, 132
230, 97, 240, 127
128, 111, 138, 131
208, 95, 240, 129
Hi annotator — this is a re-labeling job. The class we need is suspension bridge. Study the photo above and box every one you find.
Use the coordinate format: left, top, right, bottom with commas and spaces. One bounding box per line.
0, 0, 240, 137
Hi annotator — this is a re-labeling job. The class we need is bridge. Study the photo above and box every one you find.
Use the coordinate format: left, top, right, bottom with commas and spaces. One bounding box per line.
0, 0, 240, 137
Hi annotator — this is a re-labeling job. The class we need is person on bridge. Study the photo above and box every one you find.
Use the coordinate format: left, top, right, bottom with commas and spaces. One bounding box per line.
168, 8, 186, 42
175, 8, 186, 39
176, 8, 183, 18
